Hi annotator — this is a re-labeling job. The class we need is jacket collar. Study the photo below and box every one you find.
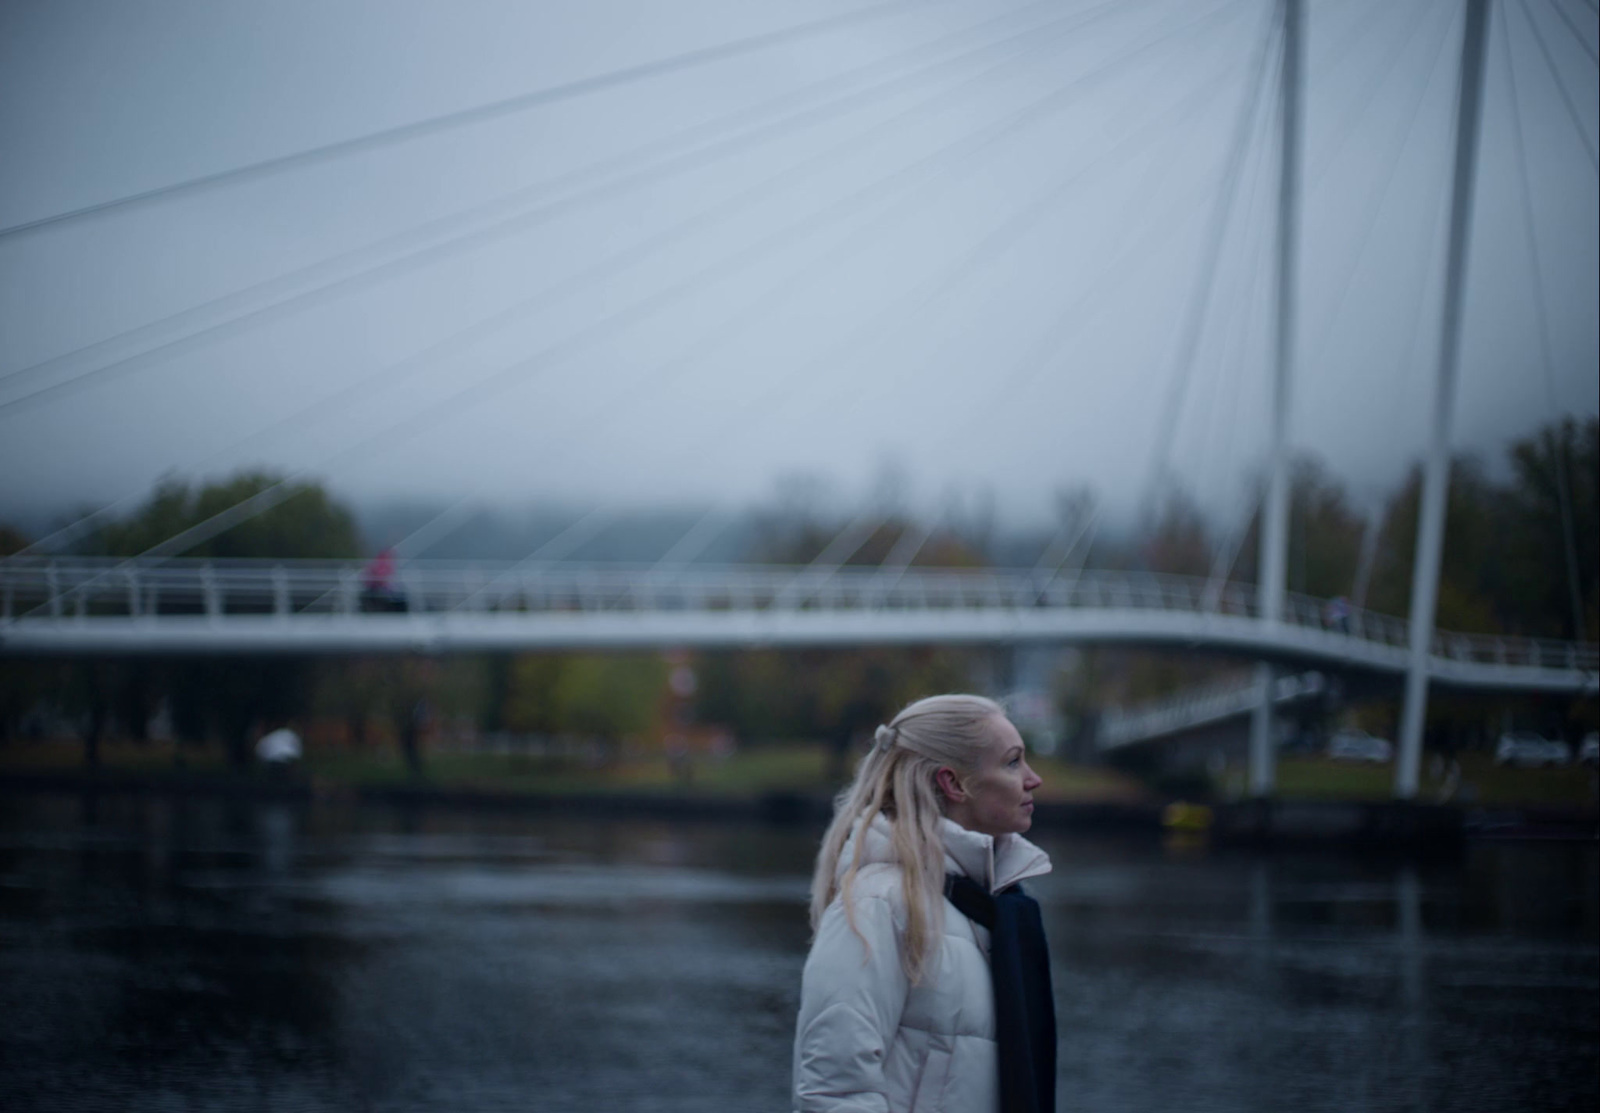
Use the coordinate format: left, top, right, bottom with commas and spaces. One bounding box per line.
841, 813, 1052, 895
939, 816, 1051, 893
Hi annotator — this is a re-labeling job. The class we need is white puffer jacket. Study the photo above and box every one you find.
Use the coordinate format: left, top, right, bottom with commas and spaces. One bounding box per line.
792, 815, 1052, 1113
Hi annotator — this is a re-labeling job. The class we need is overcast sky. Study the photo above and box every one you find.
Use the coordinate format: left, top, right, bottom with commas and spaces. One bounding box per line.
1, 0, 1595, 547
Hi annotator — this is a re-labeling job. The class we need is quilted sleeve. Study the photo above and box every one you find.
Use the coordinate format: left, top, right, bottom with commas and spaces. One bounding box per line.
792, 893, 910, 1113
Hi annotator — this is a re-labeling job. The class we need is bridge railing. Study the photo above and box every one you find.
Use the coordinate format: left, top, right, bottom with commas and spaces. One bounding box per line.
2, 557, 1595, 673
1, 559, 1267, 619
1098, 670, 1329, 750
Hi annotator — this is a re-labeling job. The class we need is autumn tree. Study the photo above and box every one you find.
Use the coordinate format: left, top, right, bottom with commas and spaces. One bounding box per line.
85, 470, 364, 768
501, 653, 666, 746
93, 470, 361, 559
1364, 417, 1598, 639
1499, 416, 1598, 640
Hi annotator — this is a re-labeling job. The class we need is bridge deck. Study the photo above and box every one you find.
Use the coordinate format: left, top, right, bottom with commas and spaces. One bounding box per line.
1, 558, 1593, 693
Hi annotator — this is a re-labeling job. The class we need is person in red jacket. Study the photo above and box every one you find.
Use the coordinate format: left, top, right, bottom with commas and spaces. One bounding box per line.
361, 547, 401, 612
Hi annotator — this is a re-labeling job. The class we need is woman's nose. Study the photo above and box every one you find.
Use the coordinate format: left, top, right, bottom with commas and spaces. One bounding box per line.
1023, 765, 1042, 791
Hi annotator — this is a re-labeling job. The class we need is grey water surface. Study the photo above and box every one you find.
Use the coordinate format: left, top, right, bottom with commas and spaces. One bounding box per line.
0, 793, 1594, 1112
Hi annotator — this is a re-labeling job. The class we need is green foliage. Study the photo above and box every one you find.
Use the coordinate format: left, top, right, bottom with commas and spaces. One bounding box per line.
695, 646, 972, 744
1366, 415, 1598, 638
1140, 492, 1211, 577
745, 474, 988, 568
0, 522, 30, 556
1287, 457, 1366, 598
1218, 457, 1366, 597
1502, 417, 1598, 640
502, 653, 665, 740
502, 655, 566, 735
94, 470, 362, 558
553, 655, 665, 739
11, 471, 367, 765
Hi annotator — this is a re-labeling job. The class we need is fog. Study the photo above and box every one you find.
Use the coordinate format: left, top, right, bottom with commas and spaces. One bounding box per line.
1, 0, 1595, 540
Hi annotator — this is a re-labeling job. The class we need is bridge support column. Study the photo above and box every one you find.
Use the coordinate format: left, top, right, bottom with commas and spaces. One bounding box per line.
1249, 662, 1277, 796
1396, 0, 1488, 799
1250, 0, 1301, 799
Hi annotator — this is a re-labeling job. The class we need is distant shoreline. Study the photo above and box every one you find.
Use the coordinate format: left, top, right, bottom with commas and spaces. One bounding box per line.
3, 768, 1593, 847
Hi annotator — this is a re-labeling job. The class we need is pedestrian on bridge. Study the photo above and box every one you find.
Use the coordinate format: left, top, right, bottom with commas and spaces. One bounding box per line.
1323, 594, 1351, 634
793, 694, 1055, 1113
360, 546, 404, 613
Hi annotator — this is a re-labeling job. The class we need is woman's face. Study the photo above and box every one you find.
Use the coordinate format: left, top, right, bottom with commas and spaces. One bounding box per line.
944, 717, 1043, 836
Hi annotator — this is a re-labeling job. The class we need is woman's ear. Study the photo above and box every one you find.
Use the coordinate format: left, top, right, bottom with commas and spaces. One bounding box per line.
935, 766, 966, 804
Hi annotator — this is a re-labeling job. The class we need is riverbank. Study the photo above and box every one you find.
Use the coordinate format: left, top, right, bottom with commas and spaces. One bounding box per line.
3, 738, 1593, 845
0, 737, 1148, 801
2, 764, 1592, 847
0, 763, 1160, 829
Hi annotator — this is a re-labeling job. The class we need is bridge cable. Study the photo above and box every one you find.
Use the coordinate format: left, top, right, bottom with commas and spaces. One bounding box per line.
23, 0, 1238, 601
1200, 201, 1278, 619
1328, 0, 1462, 563
264, 0, 1165, 568
1305, 0, 1447, 191
984, 0, 1421, 536
773, 513, 884, 609
1514, 0, 1599, 170
1542, 0, 1599, 65
433, 508, 625, 613
1029, 503, 1104, 603
1349, 504, 1385, 610
393, 4, 1253, 512
1205, 66, 1283, 519
0, 0, 1096, 415
925, 46, 1265, 456
1176, 26, 1280, 604
0, 0, 950, 241
8, 0, 1137, 554
683, 5, 1260, 520
1188, 36, 1283, 527
1029, 494, 1098, 580
1498, 2, 1592, 642
651, 508, 738, 572
872, 512, 944, 589
0, 0, 1055, 394
757, 1, 1264, 509
1145, 3, 1282, 608
1186, 1, 1452, 596
390, 502, 484, 562
438, 1, 1255, 613
907, 5, 1270, 567
1301, 0, 1460, 388
1138, 5, 1278, 520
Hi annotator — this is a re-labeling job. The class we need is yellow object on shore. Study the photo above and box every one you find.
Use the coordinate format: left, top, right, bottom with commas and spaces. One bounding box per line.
1162, 801, 1214, 831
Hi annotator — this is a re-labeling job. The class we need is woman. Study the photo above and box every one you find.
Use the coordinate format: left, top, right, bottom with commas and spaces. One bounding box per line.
792, 694, 1056, 1113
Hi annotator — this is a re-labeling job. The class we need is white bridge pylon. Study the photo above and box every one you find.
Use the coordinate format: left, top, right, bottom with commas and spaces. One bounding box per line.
1, 558, 1592, 696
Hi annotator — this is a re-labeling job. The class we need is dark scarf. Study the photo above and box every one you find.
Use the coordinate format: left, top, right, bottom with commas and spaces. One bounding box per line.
944, 873, 1057, 1113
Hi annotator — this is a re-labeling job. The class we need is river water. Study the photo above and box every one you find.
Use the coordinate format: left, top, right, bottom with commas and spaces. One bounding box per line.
0, 793, 1594, 1112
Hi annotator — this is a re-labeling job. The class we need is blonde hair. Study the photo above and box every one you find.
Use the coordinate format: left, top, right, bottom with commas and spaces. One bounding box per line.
808, 693, 1006, 982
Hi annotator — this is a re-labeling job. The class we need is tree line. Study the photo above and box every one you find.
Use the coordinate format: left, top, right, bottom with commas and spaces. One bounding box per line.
1, 416, 1592, 768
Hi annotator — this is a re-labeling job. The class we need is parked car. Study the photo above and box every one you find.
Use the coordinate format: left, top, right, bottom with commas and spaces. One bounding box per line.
1327, 729, 1393, 763
1579, 733, 1599, 767
1494, 732, 1571, 768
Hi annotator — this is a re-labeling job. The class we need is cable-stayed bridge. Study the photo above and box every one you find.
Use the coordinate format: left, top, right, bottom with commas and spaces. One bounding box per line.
2, 0, 1595, 805
2, 558, 1592, 696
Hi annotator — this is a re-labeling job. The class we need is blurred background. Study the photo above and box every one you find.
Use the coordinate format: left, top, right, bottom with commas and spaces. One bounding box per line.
0, 1, 1596, 1110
